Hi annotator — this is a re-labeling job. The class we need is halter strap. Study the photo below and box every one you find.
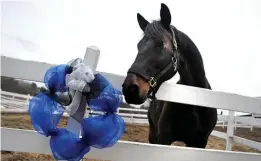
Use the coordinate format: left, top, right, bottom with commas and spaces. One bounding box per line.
171, 27, 178, 51
148, 27, 179, 88
148, 56, 177, 88
147, 27, 179, 99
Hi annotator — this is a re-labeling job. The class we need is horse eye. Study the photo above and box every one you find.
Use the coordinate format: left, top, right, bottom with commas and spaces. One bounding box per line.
156, 41, 164, 47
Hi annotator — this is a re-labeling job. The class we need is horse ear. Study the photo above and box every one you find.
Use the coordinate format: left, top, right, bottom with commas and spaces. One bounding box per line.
137, 13, 149, 32
160, 3, 171, 29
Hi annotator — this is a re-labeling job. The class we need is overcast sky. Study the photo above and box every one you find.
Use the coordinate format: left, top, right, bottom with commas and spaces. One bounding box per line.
2, 0, 261, 100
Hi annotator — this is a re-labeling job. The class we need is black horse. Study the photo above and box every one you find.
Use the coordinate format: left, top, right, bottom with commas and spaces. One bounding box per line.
122, 3, 217, 148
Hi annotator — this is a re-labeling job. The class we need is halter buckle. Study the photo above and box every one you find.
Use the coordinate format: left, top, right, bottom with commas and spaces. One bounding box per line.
172, 57, 178, 71
149, 77, 157, 88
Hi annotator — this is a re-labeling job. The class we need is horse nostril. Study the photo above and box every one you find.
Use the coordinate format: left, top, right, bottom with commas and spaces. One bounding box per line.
128, 84, 139, 96
122, 83, 139, 96
122, 83, 142, 104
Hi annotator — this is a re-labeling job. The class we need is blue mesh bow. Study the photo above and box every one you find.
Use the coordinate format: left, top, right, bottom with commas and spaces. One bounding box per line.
29, 64, 125, 161
82, 74, 124, 149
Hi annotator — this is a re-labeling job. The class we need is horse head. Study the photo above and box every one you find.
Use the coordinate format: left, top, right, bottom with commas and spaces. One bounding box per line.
122, 3, 180, 104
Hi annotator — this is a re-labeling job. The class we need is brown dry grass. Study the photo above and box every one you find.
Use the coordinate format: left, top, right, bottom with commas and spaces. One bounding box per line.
1, 113, 260, 161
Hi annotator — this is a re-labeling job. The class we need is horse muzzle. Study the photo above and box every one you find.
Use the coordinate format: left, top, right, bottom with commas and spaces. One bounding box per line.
122, 74, 148, 105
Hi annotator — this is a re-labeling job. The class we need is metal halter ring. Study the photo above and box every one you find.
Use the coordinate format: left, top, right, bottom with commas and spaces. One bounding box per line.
149, 77, 157, 88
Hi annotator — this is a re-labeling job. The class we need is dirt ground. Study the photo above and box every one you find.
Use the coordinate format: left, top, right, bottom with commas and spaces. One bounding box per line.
1, 113, 261, 161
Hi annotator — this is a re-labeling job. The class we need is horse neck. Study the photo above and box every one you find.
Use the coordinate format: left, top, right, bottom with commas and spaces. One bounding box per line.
177, 59, 194, 86
174, 29, 208, 88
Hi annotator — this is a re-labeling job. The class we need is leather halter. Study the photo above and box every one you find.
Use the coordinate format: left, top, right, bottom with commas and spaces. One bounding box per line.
147, 27, 179, 97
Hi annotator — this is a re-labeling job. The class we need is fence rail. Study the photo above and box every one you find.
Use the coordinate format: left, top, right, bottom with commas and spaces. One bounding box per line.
1, 90, 261, 152
1, 48, 261, 160
1, 127, 260, 161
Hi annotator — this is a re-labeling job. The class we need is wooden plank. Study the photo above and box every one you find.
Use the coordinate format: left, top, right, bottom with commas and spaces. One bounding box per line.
210, 130, 227, 139
1, 56, 53, 82
235, 117, 261, 127
1, 108, 27, 113
233, 136, 261, 151
1, 56, 125, 91
218, 115, 228, 121
86, 114, 148, 125
233, 125, 252, 128
1, 96, 28, 102
1, 128, 260, 161
89, 112, 147, 119
4, 55, 261, 115
119, 108, 148, 112
1, 128, 52, 155
156, 82, 261, 114
1, 100, 28, 106
122, 117, 149, 124
0, 109, 70, 117
215, 124, 253, 129
1, 90, 32, 99
87, 141, 261, 161
119, 113, 147, 118
1, 104, 26, 109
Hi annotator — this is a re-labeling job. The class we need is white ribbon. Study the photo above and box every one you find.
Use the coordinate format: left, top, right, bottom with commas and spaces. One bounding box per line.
64, 60, 95, 115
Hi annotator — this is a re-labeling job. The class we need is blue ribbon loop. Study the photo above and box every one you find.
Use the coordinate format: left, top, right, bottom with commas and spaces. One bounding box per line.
29, 64, 125, 161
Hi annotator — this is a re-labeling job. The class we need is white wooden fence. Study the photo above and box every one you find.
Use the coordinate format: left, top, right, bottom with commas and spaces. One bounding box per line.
1, 46, 261, 161
1, 90, 260, 130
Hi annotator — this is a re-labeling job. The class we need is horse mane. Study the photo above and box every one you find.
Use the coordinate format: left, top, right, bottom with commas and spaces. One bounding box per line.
144, 21, 172, 42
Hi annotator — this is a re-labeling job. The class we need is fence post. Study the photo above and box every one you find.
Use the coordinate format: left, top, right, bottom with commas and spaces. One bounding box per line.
235, 119, 237, 130
66, 46, 100, 136
250, 114, 254, 131
226, 110, 235, 151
